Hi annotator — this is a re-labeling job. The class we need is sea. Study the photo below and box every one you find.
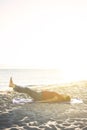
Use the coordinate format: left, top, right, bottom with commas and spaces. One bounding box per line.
0, 69, 65, 91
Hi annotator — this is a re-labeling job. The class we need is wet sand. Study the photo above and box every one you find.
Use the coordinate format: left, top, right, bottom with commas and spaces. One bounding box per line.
0, 81, 87, 130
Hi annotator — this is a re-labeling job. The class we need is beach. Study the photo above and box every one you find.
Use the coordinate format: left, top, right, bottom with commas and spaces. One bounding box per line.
0, 81, 87, 130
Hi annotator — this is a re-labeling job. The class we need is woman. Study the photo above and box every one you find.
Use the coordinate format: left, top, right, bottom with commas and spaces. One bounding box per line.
9, 77, 71, 103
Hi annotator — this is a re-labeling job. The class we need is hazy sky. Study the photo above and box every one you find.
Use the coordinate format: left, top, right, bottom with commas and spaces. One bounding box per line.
0, 0, 87, 73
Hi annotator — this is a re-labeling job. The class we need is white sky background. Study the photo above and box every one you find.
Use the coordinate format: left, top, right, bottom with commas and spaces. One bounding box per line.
0, 0, 87, 80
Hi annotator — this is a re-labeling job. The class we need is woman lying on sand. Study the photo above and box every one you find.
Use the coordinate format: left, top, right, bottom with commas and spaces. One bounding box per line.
9, 77, 71, 103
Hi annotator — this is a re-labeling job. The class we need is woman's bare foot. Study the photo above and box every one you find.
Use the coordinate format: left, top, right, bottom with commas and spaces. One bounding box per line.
9, 77, 15, 88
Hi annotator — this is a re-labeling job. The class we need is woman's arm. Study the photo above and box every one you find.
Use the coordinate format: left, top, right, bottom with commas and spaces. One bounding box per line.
37, 96, 58, 103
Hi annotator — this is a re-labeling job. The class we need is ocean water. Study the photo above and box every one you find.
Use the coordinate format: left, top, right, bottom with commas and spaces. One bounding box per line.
0, 69, 64, 90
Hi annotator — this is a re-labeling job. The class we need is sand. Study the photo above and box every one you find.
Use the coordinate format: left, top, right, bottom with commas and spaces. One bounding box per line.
0, 81, 87, 130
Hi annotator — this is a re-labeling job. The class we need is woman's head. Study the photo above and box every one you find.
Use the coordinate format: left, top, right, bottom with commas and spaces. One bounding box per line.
64, 95, 71, 101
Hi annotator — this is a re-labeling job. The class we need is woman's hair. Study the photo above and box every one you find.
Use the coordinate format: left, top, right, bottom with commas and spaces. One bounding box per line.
65, 95, 71, 101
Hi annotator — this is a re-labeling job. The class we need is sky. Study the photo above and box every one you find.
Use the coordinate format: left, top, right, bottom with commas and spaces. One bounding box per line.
0, 0, 87, 80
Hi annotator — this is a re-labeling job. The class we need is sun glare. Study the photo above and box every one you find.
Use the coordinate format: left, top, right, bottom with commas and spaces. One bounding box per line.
61, 65, 87, 83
